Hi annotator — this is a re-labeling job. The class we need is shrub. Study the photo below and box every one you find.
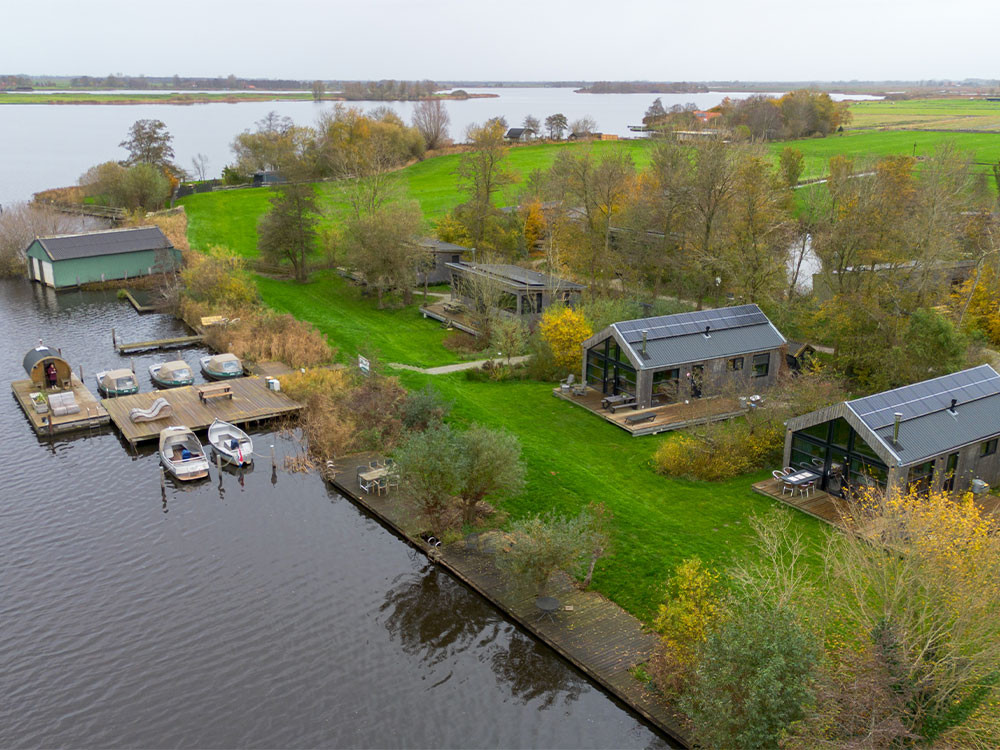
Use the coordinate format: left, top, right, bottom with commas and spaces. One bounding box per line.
203, 310, 332, 369
401, 384, 451, 430
180, 246, 259, 311
654, 418, 784, 481
539, 305, 592, 372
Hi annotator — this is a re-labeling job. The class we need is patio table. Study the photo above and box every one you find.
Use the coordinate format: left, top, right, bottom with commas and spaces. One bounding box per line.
601, 393, 634, 410
783, 469, 820, 487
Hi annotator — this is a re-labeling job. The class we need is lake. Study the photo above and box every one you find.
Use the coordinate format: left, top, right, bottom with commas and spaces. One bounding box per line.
0, 87, 880, 207
0, 277, 675, 748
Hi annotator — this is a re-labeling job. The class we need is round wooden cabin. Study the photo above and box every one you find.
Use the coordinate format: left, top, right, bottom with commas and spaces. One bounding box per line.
23, 345, 72, 389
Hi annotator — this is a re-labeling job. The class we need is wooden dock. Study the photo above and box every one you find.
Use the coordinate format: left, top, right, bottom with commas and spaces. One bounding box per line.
122, 289, 159, 313
116, 333, 205, 353
11, 376, 109, 436
326, 453, 689, 747
102, 376, 302, 446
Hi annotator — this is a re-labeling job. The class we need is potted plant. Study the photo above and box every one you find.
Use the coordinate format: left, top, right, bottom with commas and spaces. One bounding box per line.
30, 391, 49, 414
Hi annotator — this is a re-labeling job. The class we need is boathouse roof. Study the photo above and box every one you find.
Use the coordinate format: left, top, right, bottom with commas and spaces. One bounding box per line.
31, 227, 172, 262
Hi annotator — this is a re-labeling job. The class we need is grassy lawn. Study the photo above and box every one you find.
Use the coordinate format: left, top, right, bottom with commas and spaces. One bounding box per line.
847, 97, 1000, 132
394, 371, 827, 622
256, 271, 462, 368
180, 139, 656, 258
769, 130, 1000, 181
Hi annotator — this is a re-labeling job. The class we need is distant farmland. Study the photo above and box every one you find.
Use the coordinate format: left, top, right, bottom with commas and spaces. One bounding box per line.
846, 97, 1000, 132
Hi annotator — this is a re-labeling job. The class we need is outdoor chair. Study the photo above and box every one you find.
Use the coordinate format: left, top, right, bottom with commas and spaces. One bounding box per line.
811, 458, 825, 469
375, 476, 389, 496
370, 459, 380, 469
783, 466, 794, 475
798, 481, 815, 497
773, 469, 795, 495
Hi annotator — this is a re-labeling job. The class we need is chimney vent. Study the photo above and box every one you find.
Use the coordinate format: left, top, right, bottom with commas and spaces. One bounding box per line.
704, 325, 711, 338
641, 330, 648, 356
893, 412, 903, 446
949, 398, 957, 414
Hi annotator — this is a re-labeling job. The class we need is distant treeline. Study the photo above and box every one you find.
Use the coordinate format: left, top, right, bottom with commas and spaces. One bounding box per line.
335, 80, 440, 101
577, 81, 710, 94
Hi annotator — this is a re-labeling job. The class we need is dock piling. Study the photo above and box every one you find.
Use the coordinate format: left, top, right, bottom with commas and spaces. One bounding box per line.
130, 358, 135, 374
79, 364, 84, 381
112, 327, 116, 349
159, 466, 165, 496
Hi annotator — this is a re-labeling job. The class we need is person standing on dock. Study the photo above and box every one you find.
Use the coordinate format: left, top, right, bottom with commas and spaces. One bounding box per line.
45, 362, 58, 388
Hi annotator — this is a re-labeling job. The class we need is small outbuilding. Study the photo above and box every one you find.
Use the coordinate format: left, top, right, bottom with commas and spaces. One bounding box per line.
785, 341, 818, 371
23, 344, 72, 389
783, 364, 1000, 497
445, 262, 585, 322
417, 238, 470, 285
580, 304, 787, 409
25, 226, 180, 289
504, 127, 527, 142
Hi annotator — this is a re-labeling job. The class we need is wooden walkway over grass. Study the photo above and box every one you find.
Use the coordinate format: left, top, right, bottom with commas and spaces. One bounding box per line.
102, 376, 302, 446
326, 452, 689, 746
11, 375, 109, 436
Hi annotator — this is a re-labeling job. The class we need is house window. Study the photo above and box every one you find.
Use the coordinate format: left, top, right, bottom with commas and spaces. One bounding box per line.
451, 254, 461, 263
908, 460, 935, 493
752, 353, 770, 378
728, 357, 744, 371
982, 438, 998, 457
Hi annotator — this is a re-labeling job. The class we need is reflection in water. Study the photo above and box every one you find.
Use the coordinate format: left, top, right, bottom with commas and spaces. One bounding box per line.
381, 566, 501, 667
492, 631, 585, 709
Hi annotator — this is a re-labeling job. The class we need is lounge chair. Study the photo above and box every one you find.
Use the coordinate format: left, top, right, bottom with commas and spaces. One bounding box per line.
624, 411, 656, 426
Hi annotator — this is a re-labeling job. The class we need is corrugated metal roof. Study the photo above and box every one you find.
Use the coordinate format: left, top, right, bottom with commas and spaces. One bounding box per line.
607, 305, 785, 370
445, 262, 586, 290
845, 365, 1000, 466
36, 227, 171, 261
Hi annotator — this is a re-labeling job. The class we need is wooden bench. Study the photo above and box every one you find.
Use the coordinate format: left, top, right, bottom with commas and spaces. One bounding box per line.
609, 400, 638, 414
196, 383, 234, 403
624, 411, 656, 426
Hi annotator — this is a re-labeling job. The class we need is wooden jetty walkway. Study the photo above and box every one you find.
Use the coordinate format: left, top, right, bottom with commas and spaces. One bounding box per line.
122, 289, 159, 313
11, 375, 109, 436
102, 376, 302, 446
116, 333, 205, 353
325, 452, 689, 747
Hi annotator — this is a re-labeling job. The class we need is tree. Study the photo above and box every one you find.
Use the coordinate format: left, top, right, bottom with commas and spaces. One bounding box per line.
311, 80, 325, 101
539, 306, 592, 371
544, 113, 568, 140
190, 153, 210, 181
643, 97, 668, 127
493, 510, 594, 594
393, 424, 463, 528
0, 203, 85, 276
412, 98, 451, 150
488, 316, 528, 364
231, 111, 315, 177
257, 183, 320, 282
521, 114, 541, 140
120, 119, 175, 168
455, 426, 525, 526
340, 201, 423, 307
569, 115, 598, 137
455, 120, 513, 247
682, 603, 817, 750
778, 146, 804, 188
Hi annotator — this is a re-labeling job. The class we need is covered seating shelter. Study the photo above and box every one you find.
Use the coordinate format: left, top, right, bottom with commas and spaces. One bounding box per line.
23, 345, 71, 389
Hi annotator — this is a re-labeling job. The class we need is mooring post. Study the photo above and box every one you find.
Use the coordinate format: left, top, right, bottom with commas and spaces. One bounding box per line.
270, 444, 275, 468
112, 327, 116, 349
159, 466, 165, 493
130, 358, 135, 373
216, 451, 222, 473
79, 364, 84, 381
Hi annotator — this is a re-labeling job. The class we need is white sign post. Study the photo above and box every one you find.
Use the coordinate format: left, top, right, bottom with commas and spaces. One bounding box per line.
358, 355, 370, 375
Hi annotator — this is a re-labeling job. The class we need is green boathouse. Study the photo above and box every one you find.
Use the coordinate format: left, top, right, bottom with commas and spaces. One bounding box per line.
25, 226, 180, 289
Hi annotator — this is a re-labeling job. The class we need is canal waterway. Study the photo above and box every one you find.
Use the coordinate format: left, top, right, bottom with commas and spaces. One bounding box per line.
0, 277, 674, 748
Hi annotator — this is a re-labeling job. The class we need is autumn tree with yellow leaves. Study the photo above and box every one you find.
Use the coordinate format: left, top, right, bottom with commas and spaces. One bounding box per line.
538, 306, 592, 371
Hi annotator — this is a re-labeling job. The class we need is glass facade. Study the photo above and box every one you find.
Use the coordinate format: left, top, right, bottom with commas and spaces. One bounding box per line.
790, 417, 888, 497
652, 368, 680, 401
752, 353, 770, 377
586, 338, 637, 396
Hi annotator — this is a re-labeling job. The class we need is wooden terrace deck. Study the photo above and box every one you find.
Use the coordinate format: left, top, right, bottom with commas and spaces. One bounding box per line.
102, 375, 302, 446
553, 385, 745, 436
11, 375, 109, 436
418, 300, 480, 336
751, 477, 1000, 531
325, 452, 688, 746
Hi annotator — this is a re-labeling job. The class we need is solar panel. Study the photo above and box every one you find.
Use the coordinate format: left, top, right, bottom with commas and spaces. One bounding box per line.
617, 305, 770, 344
851, 365, 1000, 430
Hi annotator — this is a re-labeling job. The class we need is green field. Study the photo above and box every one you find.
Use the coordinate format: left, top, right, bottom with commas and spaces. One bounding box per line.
769, 129, 1000, 181
847, 97, 1000, 132
391, 371, 826, 621
257, 272, 462, 368
180, 140, 655, 257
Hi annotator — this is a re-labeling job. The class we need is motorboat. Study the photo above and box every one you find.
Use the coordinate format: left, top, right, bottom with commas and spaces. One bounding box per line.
158, 426, 210, 481
207, 418, 253, 467
200, 352, 244, 380
95, 368, 139, 397
149, 360, 194, 388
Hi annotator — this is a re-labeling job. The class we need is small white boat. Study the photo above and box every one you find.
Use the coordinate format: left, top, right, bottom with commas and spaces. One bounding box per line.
207, 418, 253, 467
159, 426, 210, 481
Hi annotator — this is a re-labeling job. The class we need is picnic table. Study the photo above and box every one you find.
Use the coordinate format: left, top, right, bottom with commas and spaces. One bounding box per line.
197, 382, 233, 403
535, 596, 561, 622
359, 466, 388, 483
601, 393, 635, 410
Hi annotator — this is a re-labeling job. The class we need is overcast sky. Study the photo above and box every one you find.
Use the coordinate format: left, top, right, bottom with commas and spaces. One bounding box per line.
3, 0, 994, 82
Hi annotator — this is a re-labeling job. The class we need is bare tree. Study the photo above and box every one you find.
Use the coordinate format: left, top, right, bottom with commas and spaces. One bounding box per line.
522, 114, 541, 140
190, 153, 210, 181
456, 121, 513, 247
0, 203, 89, 276
412, 98, 451, 150
569, 115, 598, 137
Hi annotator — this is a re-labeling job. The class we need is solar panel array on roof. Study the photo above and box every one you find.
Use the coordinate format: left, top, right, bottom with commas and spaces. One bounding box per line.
615, 304, 771, 345
849, 365, 1000, 431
